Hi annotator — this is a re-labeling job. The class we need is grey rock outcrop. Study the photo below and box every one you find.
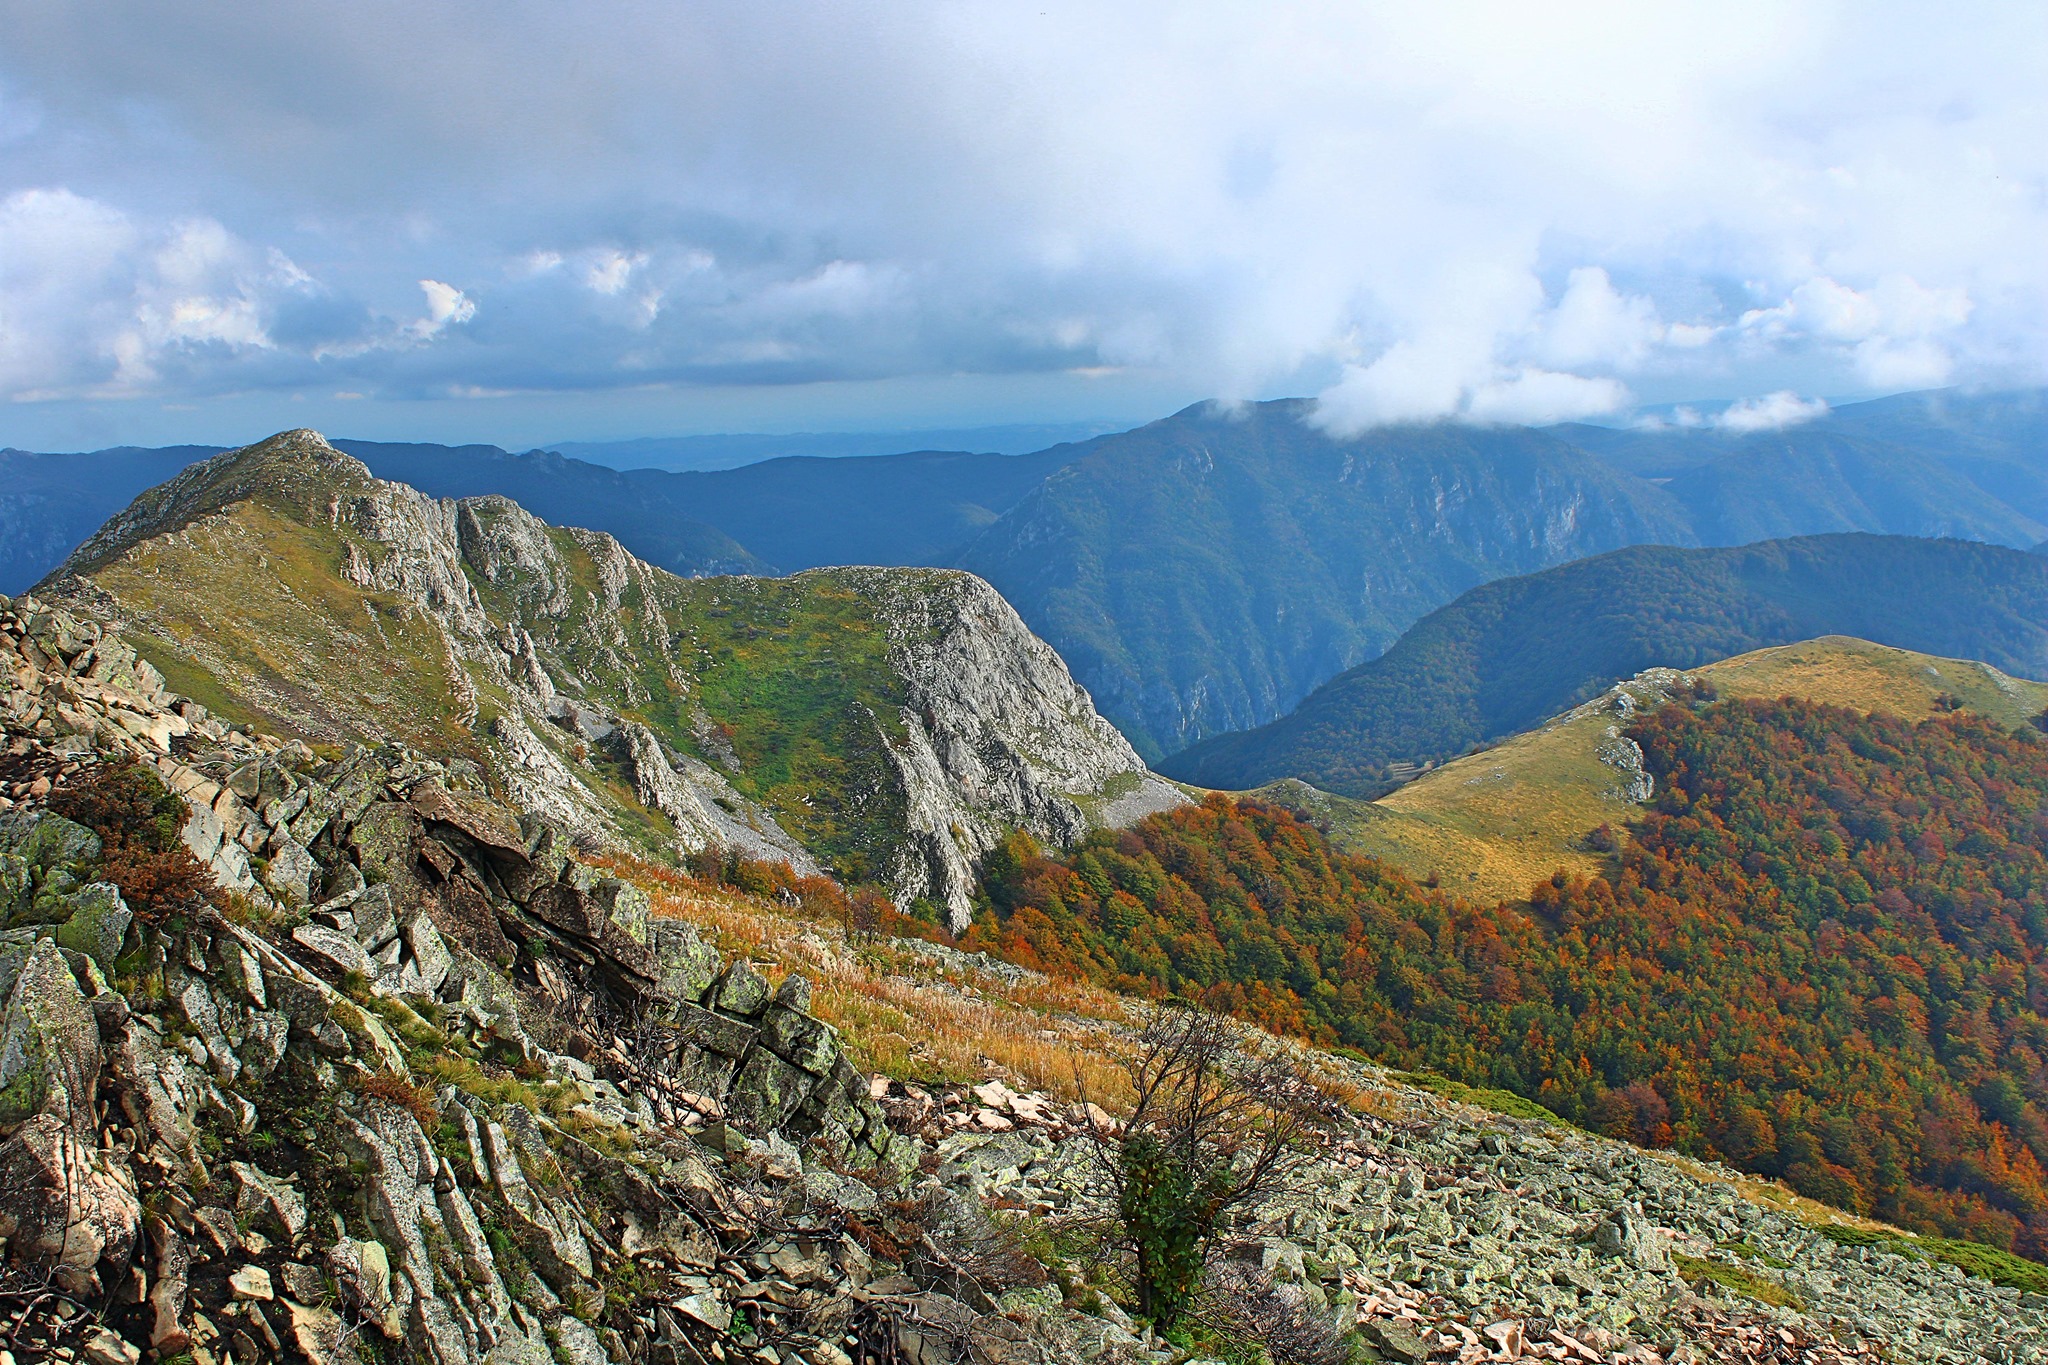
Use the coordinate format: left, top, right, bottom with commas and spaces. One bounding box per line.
42, 430, 1180, 924
0, 598, 1013, 1364
845, 567, 1186, 927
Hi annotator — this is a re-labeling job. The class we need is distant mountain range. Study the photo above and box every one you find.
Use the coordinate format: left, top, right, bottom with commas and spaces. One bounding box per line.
954, 387, 2044, 755
1162, 534, 2048, 796
546, 420, 1125, 471
6, 387, 2043, 758
956, 400, 1693, 756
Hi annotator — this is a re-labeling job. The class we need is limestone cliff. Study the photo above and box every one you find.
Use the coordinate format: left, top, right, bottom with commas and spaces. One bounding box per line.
41, 430, 1178, 923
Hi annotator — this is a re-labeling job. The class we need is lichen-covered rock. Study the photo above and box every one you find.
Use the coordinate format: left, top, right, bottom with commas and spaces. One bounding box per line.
650, 919, 720, 1004
1593, 1201, 1670, 1272
0, 936, 100, 1130
50, 881, 132, 972
229, 1160, 308, 1240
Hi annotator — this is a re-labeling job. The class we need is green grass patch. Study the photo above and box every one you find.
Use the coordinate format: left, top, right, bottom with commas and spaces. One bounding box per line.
1716, 1238, 1793, 1270
1389, 1069, 1579, 1129
1812, 1224, 2048, 1294
1673, 1252, 1804, 1310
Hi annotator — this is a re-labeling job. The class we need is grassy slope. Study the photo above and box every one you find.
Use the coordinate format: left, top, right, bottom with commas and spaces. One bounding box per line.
615, 852, 2048, 1299
1258, 636, 2048, 905
505, 549, 921, 878
82, 500, 480, 754
69, 472, 944, 878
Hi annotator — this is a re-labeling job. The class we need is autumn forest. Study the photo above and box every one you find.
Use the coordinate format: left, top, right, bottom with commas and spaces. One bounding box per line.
967, 697, 2048, 1257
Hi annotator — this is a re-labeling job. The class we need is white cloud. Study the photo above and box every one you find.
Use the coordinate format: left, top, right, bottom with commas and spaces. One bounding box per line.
582, 250, 643, 297
413, 279, 476, 334
1714, 390, 1830, 433
1312, 339, 1475, 431
0, 187, 495, 401
1312, 319, 1628, 434
0, 188, 309, 397
1735, 273, 1974, 389
0, 2, 2041, 434
1534, 268, 1662, 371
1466, 369, 1628, 426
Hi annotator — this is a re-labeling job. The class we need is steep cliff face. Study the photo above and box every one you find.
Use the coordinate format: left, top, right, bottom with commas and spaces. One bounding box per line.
846, 567, 1184, 923
40, 431, 1175, 924
958, 400, 1694, 759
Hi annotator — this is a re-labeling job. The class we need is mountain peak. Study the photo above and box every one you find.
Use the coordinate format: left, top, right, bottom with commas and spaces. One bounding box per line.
41, 428, 379, 584
195, 427, 376, 493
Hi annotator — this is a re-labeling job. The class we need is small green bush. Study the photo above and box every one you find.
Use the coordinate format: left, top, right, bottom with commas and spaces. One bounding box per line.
1673, 1252, 1803, 1310
1391, 1070, 1577, 1128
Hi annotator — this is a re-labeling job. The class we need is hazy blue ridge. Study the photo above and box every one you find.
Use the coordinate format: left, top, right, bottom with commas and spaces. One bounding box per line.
956, 399, 1698, 759
1159, 533, 2048, 797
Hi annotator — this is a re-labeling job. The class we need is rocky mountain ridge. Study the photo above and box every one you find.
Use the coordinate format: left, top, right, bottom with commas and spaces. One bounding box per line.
10, 389, 2044, 761
0, 596, 2043, 1363
37, 430, 1182, 927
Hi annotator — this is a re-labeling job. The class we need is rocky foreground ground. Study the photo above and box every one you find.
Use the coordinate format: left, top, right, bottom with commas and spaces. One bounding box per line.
1, 592, 2043, 1364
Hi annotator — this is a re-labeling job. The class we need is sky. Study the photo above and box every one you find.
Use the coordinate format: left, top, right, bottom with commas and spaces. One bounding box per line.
0, 1, 2043, 450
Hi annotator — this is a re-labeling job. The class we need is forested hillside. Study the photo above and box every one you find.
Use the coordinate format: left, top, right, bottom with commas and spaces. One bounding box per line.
958, 399, 1690, 757
1164, 535, 2048, 795
972, 696, 2048, 1257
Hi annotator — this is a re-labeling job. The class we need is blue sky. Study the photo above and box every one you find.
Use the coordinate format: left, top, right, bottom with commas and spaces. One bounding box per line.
1, 1, 2043, 450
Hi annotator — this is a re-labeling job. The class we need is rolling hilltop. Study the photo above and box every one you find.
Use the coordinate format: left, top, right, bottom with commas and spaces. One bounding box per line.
1163, 534, 2048, 796
975, 689, 2048, 1261
38, 430, 1180, 925
1271, 635, 2048, 904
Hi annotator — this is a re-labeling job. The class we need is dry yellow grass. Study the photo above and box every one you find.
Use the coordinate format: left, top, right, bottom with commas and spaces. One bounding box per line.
1306, 635, 2048, 904
627, 867, 1140, 1109
1702, 635, 2048, 726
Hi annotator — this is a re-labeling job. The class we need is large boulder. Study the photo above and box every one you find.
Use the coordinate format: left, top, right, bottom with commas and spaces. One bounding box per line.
0, 937, 101, 1132
0, 1114, 141, 1293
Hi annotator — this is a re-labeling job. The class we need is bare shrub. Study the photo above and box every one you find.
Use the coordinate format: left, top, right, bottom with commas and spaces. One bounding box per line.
47, 757, 223, 923
1079, 1004, 1338, 1332
356, 1072, 440, 1128
1199, 1261, 1349, 1365
909, 1185, 1047, 1306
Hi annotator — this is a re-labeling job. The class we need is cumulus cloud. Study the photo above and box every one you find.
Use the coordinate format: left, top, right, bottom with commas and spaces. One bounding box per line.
1533, 268, 1663, 372
409, 279, 477, 338
0, 2, 2041, 438
1467, 370, 1629, 426
1314, 352, 1627, 434
1714, 391, 1831, 433
0, 188, 329, 398
1735, 274, 1973, 390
